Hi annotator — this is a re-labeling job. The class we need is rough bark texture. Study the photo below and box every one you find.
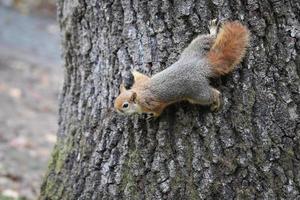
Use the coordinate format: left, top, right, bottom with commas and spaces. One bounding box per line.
40, 0, 300, 199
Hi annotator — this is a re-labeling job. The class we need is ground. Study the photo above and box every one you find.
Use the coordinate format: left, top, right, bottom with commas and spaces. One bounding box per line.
0, 7, 62, 200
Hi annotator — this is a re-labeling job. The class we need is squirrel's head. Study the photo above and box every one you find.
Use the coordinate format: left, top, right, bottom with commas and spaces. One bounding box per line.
114, 85, 142, 115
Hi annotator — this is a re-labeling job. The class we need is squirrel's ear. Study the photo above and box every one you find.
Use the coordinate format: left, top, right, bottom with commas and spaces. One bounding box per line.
130, 91, 137, 102
123, 71, 135, 90
120, 84, 126, 93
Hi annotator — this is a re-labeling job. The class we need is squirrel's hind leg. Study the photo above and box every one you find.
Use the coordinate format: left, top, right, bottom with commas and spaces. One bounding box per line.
181, 19, 220, 58
181, 35, 215, 58
187, 87, 221, 112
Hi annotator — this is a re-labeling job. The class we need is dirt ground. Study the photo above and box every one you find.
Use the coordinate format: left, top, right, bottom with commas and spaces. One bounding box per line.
0, 6, 62, 200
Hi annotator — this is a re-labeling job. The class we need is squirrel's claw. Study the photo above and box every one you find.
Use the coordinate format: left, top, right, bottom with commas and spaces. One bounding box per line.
145, 112, 157, 121
210, 89, 221, 112
146, 113, 154, 121
142, 112, 154, 121
210, 101, 220, 112
209, 19, 218, 35
209, 18, 223, 36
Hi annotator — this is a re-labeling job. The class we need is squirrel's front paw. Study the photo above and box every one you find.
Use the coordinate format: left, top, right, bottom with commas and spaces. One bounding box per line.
210, 89, 221, 112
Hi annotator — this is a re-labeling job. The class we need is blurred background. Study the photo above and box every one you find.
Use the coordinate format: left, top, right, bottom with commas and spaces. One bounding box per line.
0, 1, 62, 199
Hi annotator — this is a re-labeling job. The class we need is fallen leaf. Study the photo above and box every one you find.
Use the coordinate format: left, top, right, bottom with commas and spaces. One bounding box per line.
8, 136, 33, 149
2, 189, 20, 198
8, 88, 22, 99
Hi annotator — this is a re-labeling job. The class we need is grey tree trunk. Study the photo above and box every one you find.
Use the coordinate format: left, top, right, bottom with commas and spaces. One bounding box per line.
40, 0, 300, 199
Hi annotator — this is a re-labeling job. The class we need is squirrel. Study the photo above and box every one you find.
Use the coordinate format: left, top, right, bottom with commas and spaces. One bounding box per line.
114, 20, 250, 118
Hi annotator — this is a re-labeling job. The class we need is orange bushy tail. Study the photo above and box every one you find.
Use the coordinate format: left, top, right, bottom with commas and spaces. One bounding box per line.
207, 21, 250, 76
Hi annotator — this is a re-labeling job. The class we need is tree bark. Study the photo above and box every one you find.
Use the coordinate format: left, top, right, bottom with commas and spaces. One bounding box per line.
40, 0, 300, 199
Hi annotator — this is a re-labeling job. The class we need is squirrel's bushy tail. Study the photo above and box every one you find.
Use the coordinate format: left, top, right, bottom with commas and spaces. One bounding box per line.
207, 21, 250, 76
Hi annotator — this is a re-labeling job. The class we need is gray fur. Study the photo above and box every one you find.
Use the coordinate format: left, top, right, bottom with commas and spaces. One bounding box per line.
148, 34, 216, 104
180, 34, 215, 58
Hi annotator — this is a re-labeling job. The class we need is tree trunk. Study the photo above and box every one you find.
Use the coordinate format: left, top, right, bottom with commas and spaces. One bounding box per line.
40, 0, 300, 199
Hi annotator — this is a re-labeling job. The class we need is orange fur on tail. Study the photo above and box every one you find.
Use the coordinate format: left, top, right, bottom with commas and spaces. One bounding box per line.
207, 21, 250, 76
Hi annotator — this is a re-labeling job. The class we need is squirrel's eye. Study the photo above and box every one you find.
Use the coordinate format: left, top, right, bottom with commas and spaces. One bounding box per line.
122, 102, 129, 108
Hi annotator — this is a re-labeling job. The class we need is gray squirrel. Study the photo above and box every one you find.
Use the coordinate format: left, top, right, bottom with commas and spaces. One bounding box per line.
114, 20, 250, 117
